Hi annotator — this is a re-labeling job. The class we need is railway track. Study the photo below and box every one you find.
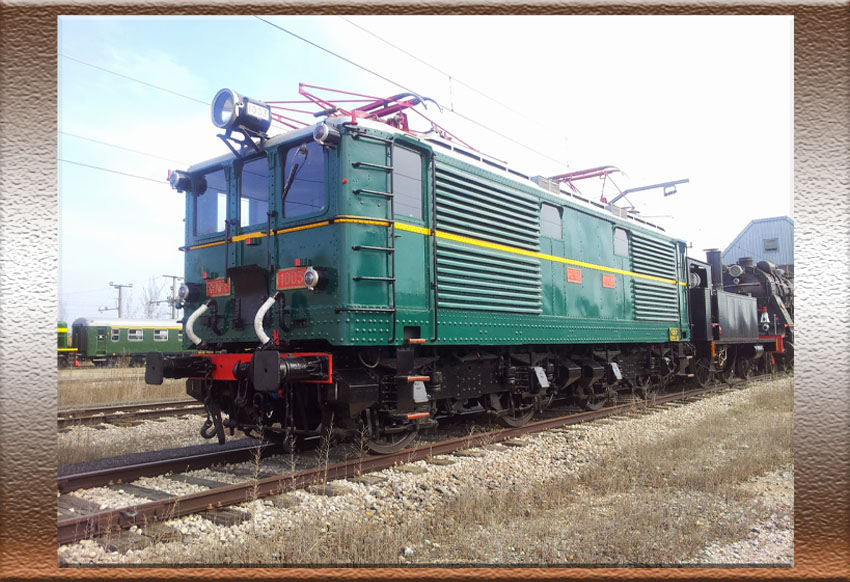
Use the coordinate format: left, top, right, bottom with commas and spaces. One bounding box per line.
57, 377, 761, 547
58, 400, 204, 429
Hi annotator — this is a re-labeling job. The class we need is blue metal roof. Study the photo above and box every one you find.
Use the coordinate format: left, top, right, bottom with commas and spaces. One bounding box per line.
722, 216, 794, 268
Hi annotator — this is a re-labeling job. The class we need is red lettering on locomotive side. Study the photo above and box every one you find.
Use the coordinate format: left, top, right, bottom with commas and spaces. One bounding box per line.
276, 267, 307, 290
567, 267, 582, 284
602, 274, 616, 288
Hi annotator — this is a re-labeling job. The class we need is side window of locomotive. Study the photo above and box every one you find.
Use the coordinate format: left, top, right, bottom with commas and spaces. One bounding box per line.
540, 203, 562, 239
392, 145, 423, 221
240, 156, 270, 227
282, 142, 326, 218
194, 168, 227, 236
614, 227, 629, 257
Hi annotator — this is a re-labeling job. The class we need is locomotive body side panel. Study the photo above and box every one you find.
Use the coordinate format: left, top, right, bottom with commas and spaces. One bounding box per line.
428, 149, 688, 346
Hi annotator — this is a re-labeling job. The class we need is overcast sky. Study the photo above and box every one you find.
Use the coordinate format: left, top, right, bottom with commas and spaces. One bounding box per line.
58, 15, 793, 324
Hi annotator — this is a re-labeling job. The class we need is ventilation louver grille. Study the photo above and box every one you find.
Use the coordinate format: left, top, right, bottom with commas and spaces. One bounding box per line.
434, 165, 542, 314
631, 232, 680, 321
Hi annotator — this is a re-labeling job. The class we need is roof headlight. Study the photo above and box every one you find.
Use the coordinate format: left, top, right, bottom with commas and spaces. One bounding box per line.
211, 88, 272, 135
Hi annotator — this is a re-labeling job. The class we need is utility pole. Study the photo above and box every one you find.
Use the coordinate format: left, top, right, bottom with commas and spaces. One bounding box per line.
162, 274, 183, 319
100, 282, 133, 318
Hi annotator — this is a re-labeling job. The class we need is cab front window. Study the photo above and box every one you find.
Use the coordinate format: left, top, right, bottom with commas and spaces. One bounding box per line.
240, 156, 270, 227
281, 141, 326, 218
194, 168, 227, 236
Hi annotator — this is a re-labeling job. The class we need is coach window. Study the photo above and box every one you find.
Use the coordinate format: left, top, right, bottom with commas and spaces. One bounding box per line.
111, 329, 120, 342
127, 329, 143, 342
154, 329, 169, 342
240, 156, 270, 227
281, 141, 326, 218
541, 203, 562, 239
392, 145, 423, 221
614, 227, 629, 257
194, 168, 227, 236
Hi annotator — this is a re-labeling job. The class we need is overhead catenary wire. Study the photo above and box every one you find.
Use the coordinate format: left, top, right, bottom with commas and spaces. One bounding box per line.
338, 16, 540, 125
60, 131, 189, 165
254, 16, 570, 172
60, 53, 210, 106
59, 159, 168, 184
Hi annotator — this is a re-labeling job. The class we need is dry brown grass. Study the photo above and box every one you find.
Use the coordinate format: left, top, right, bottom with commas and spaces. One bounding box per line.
58, 368, 186, 409
171, 377, 792, 566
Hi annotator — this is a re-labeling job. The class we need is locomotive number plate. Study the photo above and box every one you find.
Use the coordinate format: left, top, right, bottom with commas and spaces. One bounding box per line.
206, 278, 231, 297
276, 267, 307, 290
567, 267, 582, 284
602, 274, 616, 288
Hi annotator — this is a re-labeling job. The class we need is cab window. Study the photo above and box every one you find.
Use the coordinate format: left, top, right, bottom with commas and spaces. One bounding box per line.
541, 203, 562, 239
393, 145, 423, 220
194, 168, 227, 236
281, 141, 326, 218
614, 227, 629, 257
240, 156, 270, 227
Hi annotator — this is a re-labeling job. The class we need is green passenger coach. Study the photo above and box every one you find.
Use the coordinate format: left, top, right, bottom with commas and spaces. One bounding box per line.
72, 318, 184, 367
147, 86, 701, 453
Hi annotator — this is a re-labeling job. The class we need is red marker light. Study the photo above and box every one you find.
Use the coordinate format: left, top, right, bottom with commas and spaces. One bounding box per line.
342, 178, 347, 184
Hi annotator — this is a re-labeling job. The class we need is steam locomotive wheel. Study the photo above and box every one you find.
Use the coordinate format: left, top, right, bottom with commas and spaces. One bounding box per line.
488, 392, 534, 427
734, 357, 753, 380
692, 357, 711, 387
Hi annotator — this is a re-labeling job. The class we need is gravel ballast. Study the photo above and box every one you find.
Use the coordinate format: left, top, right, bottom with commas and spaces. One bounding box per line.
58, 376, 793, 567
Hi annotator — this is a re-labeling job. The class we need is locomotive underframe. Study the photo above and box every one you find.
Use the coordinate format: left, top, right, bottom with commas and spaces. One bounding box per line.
161, 340, 705, 452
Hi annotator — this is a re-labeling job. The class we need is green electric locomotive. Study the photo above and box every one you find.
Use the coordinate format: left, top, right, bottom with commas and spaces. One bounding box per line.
147, 87, 708, 452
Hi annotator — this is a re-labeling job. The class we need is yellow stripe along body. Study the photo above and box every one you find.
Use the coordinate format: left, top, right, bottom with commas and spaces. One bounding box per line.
185, 215, 685, 287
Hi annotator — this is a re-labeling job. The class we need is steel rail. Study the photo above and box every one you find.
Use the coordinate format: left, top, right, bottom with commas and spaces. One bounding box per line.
58, 400, 204, 429
57, 382, 737, 546
58, 442, 281, 494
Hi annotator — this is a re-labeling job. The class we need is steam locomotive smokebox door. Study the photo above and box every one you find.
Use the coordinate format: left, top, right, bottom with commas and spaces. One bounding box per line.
252, 350, 281, 392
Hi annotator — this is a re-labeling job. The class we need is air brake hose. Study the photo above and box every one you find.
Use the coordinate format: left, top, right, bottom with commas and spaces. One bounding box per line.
186, 299, 213, 346
254, 292, 280, 346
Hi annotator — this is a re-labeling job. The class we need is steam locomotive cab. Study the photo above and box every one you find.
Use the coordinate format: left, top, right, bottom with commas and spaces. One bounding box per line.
686, 249, 794, 382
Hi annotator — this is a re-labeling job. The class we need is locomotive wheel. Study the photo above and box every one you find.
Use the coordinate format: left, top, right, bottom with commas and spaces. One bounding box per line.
734, 357, 753, 380
366, 428, 418, 454
579, 383, 613, 411
488, 392, 534, 427
692, 357, 711, 388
